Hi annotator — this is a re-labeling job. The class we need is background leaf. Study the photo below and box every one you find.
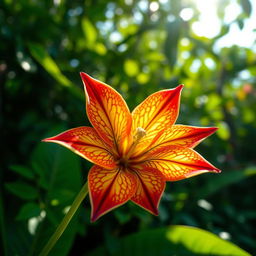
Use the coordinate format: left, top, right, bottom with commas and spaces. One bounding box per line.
89, 225, 251, 256
9, 165, 35, 180
16, 203, 41, 220
195, 166, 256, 199
28, 43, 82, 99
29, 142, 83, 256
82, 18, 97, 48
5, 182, 38, 200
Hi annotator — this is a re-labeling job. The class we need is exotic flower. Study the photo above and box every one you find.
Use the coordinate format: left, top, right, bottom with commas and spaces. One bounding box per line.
43, 72, 220, 221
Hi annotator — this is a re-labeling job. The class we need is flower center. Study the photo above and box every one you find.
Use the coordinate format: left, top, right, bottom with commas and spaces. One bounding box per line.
134, 127, 147, 142
118, 157, 129, 168
117, 127, 146, 167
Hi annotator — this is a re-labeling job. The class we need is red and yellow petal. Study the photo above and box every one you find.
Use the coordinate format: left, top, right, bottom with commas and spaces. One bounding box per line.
142, 145, 221, 181
131, 85, 183, 156
88, 165, 137, 222
42, 127, 116, 169
130, 166, 166, 215
149, 125, 218, 149
81, 72, 132, 154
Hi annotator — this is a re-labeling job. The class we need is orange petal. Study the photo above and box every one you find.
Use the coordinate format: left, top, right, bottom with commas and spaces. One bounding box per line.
142, 145, 221, 181
88, 165, 137, 222
81, 72, 132, 155
131, 85, 183, 156
42, 127, 116, 169
150, 125, 218, 149
130, 166, 166, 215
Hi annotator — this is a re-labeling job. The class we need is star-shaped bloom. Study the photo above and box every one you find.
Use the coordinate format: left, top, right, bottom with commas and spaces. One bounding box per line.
43, 72, 221, 221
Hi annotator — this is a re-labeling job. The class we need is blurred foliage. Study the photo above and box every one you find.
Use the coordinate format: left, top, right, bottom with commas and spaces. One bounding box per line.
89, 225, 251, 256
1, 0, 256, 255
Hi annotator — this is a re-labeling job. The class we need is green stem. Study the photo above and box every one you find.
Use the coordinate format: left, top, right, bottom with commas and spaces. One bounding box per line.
39, 181, 89, 256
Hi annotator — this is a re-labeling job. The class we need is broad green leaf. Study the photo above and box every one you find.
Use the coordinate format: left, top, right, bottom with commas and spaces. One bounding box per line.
16, 203, 41, 220
5, 181, 37, 200
28, 43, 82, 99
9, 165, 35, 180
89, 225, 251, 256
30, 141, 83, 256
31, 142, 82, 195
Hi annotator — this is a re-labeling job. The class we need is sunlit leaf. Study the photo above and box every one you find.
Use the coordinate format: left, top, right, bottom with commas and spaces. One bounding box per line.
82, 18, 98, 48
89, 225, 251, 256
28, 43, 82, 99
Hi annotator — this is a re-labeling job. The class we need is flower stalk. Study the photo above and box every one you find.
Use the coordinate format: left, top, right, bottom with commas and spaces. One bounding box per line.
39, 181, 88, 256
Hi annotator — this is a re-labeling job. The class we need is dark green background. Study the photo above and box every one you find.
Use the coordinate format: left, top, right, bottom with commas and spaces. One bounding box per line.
1, 0, 255, 255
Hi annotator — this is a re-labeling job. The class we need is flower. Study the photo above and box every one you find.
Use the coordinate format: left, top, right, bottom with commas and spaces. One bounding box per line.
43, 72, 221, 222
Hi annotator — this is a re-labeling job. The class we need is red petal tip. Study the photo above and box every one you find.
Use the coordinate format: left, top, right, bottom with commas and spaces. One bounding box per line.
205, 126, 218, 135
174, 84, 184, 93
170, 84, 184, 95
80, 72, 93, 82
41, 135, 59, 142
90, 214, 99, 222
151, 208, 159, 216
41, 137, 53, 142
214, 167, 222, 173
80, 71, 88, 77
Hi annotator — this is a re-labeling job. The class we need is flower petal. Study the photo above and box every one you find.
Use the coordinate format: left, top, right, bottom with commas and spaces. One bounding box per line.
88, 165, 137, 222
149, 125, 218, 149
131, 85, 183, 156
141, 145, 221, 181
42, 127, 116, 169
81, 72, 132, 154
130, 166, 166, 215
